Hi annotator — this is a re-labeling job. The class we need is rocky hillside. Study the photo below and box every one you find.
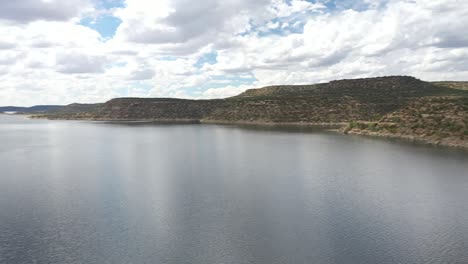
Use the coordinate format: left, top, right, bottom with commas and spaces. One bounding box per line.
37, 76, 465, 122
32, 76, 468, 148
213, 76, 464, 124
87, 98, 221, 121
433, 82, 468, 91
237, 76, 455, 98
344, 96, 468, 148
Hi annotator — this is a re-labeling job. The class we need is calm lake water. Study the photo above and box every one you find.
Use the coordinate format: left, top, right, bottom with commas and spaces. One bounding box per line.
1, 114, 468, 264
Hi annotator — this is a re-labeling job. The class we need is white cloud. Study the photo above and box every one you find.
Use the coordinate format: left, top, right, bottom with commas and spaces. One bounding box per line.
0, 0, 92, 23
0, 0, 468, 106
0, 41, 16, 50
56, 52, 108, 74
128, 68, 156, 81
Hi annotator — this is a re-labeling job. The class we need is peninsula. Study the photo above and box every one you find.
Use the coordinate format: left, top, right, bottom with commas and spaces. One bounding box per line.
22, 76, 468, 149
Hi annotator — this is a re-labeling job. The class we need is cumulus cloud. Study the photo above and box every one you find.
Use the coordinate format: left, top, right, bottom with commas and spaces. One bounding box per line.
0, 0, 92, 23
203, 0, 468, 85
1, 0, 468, 106
56, 53, 108, 74
0, 50, 25, 65
114, 0, 269, 44
112, 0, 324, 54
128, 68, 155, 80
0, 41, 16, 50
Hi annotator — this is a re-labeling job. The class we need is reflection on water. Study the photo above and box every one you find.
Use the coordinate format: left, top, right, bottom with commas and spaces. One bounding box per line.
1, 114, 468, 264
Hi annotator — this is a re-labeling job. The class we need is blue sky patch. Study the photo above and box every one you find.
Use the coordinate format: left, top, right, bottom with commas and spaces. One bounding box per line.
96, 0, 126, 10
80, 15, 122, 39
195, 52, 218, 68
80, 0, 125, 39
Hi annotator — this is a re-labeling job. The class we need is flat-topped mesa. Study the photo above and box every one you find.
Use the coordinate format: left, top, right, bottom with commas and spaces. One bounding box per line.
236, 76, 454, 99
322, 76, 447, 96
95, 97, 225, 121
327, 75, 419, 85
32, 75, 468, 125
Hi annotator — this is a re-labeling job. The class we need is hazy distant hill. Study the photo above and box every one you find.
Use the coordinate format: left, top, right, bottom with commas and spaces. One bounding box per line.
31, 76, 468, 148
0, 105, 64, 113
0, 104, 101, 116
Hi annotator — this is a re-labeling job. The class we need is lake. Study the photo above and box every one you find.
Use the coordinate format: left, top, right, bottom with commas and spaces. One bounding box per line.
1, 114, 467, 264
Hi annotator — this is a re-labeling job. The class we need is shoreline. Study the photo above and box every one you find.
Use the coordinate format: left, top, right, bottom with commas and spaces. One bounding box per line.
347, 130, 468, 150
29, 115, 346, 128
200, 120, 346, 129
27, 115, 468, 150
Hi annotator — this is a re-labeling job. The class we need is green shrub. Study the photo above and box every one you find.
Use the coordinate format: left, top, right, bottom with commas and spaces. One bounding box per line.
367, 123, 378, 132
387, 127, 398, 133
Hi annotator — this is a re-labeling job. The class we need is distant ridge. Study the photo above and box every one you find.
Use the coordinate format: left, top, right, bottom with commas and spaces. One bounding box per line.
235, 76, 450, 98
0, 105, 63, 113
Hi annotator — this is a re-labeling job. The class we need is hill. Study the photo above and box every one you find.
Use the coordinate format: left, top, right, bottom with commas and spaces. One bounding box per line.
0, 105, 63, 113
31, 76, 468, 148
343, 96, 468, 148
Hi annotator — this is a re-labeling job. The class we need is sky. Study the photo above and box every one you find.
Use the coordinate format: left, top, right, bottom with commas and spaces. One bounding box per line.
0, 0, 467, 106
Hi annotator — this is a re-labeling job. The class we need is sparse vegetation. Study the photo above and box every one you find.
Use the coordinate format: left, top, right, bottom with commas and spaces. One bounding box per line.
346, 96, 468, 148
33, 76, 468, 148
433, 82, 468, 91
